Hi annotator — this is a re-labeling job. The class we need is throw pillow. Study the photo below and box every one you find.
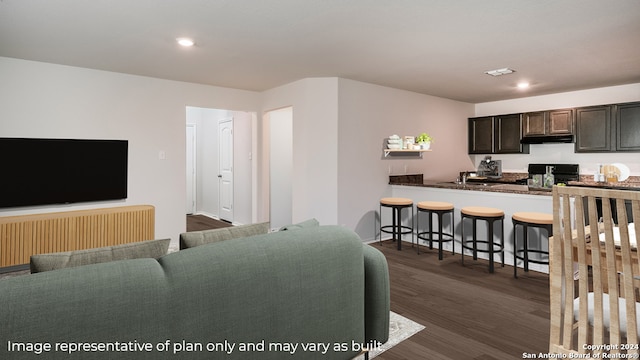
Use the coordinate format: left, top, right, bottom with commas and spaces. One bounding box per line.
179, 222, 270, 249
30, 238, 170, 273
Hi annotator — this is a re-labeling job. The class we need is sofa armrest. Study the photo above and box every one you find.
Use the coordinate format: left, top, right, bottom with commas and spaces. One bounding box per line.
363, 244, 390, 344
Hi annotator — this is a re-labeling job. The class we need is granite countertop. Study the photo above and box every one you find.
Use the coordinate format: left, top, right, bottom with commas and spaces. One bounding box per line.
390, 173, 640, 196
567, 175, 640, 190
394, 180, 553, 196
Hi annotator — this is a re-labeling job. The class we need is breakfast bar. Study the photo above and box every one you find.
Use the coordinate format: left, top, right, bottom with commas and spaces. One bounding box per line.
391, 182, 552, 272
388, 172, 640, 274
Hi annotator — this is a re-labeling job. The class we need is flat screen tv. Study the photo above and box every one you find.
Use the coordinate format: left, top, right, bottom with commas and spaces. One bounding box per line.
0, 138, 128, 208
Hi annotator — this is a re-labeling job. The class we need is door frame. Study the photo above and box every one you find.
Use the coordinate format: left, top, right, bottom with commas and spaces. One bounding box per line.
186, 123, 197, 215
218, 117, 234, 222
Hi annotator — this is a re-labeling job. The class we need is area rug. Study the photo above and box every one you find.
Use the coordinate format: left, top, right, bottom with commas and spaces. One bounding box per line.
354, 311, 425, 359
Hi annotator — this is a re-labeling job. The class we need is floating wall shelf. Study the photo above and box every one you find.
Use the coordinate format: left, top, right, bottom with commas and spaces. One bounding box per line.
383, 149, 432, 157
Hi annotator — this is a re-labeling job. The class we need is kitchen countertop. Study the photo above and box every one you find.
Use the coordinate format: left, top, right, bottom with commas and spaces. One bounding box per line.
568, 175, 640, 190
390, 174, 640, 196
394, 180, 554, 196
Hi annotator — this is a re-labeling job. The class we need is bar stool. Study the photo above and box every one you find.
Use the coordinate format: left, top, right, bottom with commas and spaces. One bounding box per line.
460, 206, 505, 273
416, 201, 455, 259
379, 197, 413, 251
512, 212, 552, 278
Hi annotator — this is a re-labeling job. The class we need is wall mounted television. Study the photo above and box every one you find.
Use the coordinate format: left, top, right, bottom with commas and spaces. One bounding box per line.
0, 138, 128, 208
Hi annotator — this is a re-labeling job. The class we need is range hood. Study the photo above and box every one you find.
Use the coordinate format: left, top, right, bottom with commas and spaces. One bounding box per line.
520, 134, 574, 144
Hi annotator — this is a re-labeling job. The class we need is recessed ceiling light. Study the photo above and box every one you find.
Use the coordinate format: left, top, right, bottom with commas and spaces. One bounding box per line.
517, 82, 530, 89
484, 68, 515, 76
177, 38, 195, 47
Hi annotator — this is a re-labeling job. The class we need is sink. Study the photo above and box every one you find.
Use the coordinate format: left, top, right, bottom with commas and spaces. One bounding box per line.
436, 181, 499, 187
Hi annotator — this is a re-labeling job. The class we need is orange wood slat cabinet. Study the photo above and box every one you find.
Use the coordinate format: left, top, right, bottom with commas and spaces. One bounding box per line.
0, 205, 155, 267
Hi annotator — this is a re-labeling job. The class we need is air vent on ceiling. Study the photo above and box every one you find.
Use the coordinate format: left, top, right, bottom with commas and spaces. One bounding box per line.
484, 68, 515, 76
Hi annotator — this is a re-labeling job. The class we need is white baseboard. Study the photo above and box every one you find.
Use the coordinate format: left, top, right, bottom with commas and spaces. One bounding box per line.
192, 211, 217, 219
191, 212, 244, 226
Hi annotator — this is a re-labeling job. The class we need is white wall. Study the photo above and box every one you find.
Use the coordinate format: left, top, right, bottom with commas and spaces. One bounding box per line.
260, 77, 474, 240
0, 57, 260, 247
261, 78, 340, 226
267, 107, 293, 229
337, 79, 474, 241
4, 56, 638, 247
474, 83, 640, 176
232, 110, 254, 226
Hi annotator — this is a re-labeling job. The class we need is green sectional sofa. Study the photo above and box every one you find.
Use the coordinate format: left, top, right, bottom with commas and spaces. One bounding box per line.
0, 225, 390, 360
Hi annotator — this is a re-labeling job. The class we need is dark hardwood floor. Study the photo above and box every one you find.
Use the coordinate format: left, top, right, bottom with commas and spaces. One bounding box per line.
183, 218, 549, 358
372, 239, 549, 360
186, 214, 233, 232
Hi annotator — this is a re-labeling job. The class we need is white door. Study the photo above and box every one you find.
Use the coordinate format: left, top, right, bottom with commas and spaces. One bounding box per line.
219, 118, 234, 222
186, 124, 196, 214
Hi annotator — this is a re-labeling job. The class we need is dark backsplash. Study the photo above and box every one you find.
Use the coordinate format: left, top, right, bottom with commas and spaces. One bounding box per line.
389, 174, 423, 184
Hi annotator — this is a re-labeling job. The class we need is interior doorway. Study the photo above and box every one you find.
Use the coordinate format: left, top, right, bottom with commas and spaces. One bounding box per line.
186, 107, 255, 226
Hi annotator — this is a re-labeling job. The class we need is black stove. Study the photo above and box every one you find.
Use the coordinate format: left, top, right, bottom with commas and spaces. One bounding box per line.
528, 163, 580, 184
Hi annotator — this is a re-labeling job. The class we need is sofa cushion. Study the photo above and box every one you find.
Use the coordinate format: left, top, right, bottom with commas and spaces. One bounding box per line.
167, 226, 368, 358
179, 222, 269, 249
29, 238, 170, 273
278, 218, 320, 231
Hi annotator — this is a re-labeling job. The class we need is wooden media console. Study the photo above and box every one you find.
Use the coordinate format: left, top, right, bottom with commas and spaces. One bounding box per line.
0, 205, 155, 268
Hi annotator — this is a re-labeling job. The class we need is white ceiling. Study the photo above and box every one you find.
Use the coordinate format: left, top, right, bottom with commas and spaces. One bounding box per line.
1, 0, 639, 103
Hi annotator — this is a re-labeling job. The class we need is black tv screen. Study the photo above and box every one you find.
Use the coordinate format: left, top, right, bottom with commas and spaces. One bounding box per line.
0, 138, 128, 208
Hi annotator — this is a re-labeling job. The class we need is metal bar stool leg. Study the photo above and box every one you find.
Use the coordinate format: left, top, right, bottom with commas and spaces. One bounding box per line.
461, 213, 465, 266
513, 222, 519, 278
450, 211, 456, 255
416, 205, 421, 254
394, 207, 401, 250
378, 204, 382, 246
412, 206, 415, 248
437, 212, 444, 260
472, 218, 478, 260
500, 218, 505, 268
488, 218, 495, 273
523, 223, 529, 272
428, 211, 434, 250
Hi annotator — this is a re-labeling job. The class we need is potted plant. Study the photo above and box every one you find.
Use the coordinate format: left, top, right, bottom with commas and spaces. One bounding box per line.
416, 133, 432, 150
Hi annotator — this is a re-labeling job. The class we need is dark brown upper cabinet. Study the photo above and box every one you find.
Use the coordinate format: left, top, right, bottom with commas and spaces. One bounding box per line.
468, 115, 529, 154
523, 109, 573, 137
523, 112, 546, 136
575, 105, 612, 152
496, 114, 528, 153
615, 101, 640, 151
469, 101, 639, 155
468, 116, 494, 154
